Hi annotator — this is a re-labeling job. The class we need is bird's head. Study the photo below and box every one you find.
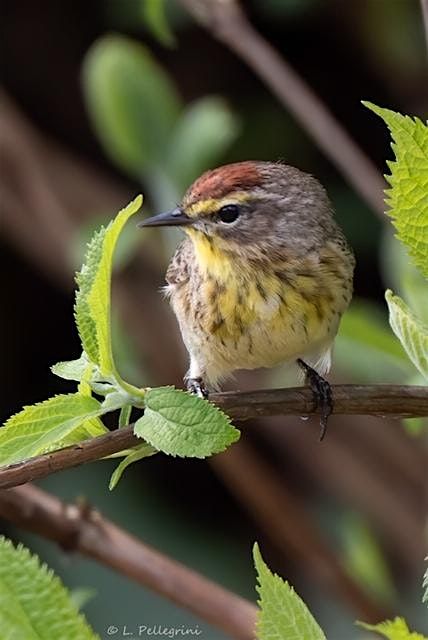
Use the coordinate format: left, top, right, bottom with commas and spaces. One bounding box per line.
139, 161, 334, 258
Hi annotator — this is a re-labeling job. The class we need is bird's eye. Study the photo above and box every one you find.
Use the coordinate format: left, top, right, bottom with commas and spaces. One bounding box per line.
218, 204, 240, 224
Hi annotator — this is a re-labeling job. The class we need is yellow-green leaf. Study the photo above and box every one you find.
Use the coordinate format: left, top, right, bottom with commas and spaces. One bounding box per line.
109, 443, 158, 490
386, 290, 428, 381
0, 536, 98, 640
358, 617, 428, 640
253, 542, 326, 640
364, 103, 428, 279
75, 196, 142, 377
0, 394, 103, 465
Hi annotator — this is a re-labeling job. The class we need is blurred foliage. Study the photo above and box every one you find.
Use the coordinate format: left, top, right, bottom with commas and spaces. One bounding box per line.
140, 0, 176, 47
341, 512, 396, 606
82, 34, 239, 201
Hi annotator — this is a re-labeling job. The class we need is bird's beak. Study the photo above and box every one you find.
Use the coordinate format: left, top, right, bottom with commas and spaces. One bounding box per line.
137, 207, 192, 228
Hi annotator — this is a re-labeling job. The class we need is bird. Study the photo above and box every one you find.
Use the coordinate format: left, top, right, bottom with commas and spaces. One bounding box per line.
139, 161, 355, 439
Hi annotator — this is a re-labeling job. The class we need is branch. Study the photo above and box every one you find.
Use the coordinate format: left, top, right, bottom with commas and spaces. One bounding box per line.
421, 0, 428, 56
178, 0, 386, 217
0, 484, 257, 640
0, 385, 426, 490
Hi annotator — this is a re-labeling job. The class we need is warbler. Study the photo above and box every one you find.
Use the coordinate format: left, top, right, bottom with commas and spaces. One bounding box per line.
139, 161, 355, 438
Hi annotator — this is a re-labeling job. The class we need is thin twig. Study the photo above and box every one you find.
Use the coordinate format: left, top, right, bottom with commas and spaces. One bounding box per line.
0, 484, 257, 640
421, 0, 428, 56
178, 0, 386, 217
0, 384, 427, 491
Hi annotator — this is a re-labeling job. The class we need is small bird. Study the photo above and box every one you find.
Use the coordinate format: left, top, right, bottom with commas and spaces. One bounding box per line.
139, 161, 355, 438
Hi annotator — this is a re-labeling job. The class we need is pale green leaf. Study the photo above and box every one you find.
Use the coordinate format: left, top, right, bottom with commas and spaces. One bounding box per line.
357, 617, 428, 639
0, 394, 103, 465
82, 35, 181, 177
253, 542, 326, 640
0, 536, 98, 640
69, 587, 97, 611
51, 353, 89, 381
134, 386, 240, 458
109, 443, 158, 490
165, 96, 240, 190
385, 290, 428, 380
364, 103, 428, 279
140, 0, 176, 47
75, 196, 142, 376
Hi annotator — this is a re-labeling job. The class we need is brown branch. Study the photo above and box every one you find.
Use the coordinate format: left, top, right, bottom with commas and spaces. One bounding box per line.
0, 484, 257, 640
178, 0, 386, 217
212, 439, 391, 621
421, 0, 428, 56
0, 385, 426, 491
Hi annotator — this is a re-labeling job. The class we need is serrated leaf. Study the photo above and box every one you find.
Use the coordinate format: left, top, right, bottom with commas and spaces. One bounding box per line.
165, 96, 240, 190
140, 0, 176, 47
51, 353, 90, 381
364, 103, 428, 279
82, 35, 181, 177
109, 443, 158, 490
385, 290, 428, 381
75, 196, 142, 376
75, 228, 106, 364
0, 536, 98, 640
253, 543, 326, 640
0, 394, 104, 465
134, 386, 240, 458
357, 617, 428, 639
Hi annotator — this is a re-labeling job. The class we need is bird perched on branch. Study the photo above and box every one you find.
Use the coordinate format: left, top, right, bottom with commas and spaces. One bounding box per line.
139, 161, 355, 439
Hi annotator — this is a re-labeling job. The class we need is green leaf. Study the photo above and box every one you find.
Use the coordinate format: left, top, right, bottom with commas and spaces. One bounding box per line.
385, 290, 428, 380
0, 536, 98, 640
363, 103, 428, 279
253, 542, 326, 640
74, 228, 105, 365
357, 617, 428, 640
0, 394, 103, 465
75, 196, 142, 377
51, 353, 89, 381
140, 0, 176, 47
165, 96, 240, 190
109, 443, 158, 490
82, 35, 181, 177
134, 386, 240, 458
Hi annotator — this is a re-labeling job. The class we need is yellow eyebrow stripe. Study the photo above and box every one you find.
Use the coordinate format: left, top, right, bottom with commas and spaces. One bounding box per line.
186, 192, 250, 217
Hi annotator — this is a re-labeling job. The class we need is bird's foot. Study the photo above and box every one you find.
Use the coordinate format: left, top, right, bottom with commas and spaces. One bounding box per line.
186, 377, 209, 399
297, 359, 333, 441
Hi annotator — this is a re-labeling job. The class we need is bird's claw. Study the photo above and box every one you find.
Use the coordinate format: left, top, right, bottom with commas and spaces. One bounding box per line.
297, 359, 333, 441
186, 377, 209, 399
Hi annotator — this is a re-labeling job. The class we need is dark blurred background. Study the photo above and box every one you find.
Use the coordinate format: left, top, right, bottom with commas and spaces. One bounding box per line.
1, 1, 427, 638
